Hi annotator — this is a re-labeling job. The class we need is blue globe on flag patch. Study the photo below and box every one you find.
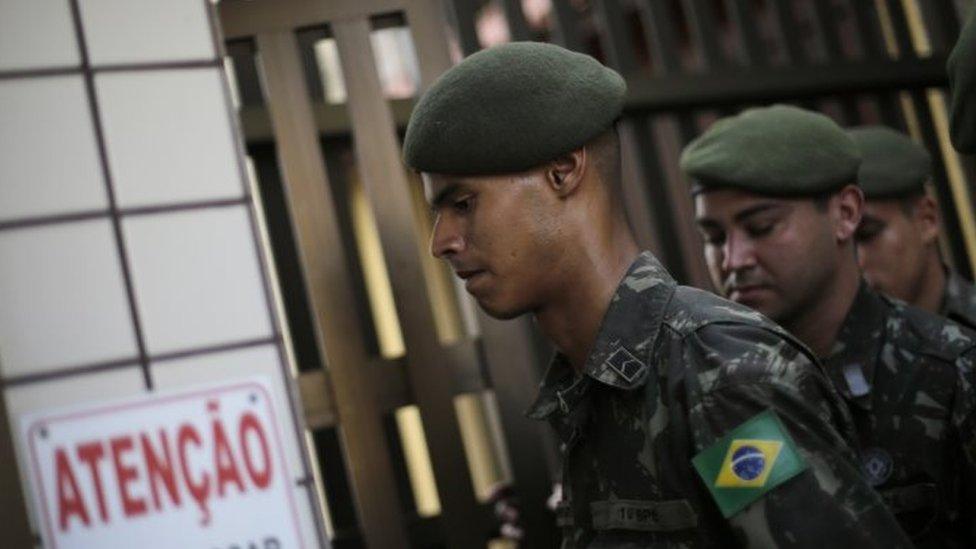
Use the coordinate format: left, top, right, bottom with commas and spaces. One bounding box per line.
731, 445, 766, 481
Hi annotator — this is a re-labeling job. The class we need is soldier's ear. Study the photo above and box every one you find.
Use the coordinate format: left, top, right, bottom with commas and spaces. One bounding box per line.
833, 184, 864, 243
912, 193, 940, 244
547, 147, 586, 198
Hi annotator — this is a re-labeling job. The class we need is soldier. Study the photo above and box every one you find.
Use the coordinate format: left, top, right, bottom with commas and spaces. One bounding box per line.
404, 42, 907, 547
683, 105, 976, 547
948, 5, 976, 153
849, 125, 976, 330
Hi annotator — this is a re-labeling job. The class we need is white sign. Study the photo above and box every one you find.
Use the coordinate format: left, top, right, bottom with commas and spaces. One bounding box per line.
22, 378, 304, 549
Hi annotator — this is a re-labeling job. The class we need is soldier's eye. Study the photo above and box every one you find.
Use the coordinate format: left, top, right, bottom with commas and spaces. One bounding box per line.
453, 196, 473, 213
701, 231, 725, 246
745, 222, 774, 238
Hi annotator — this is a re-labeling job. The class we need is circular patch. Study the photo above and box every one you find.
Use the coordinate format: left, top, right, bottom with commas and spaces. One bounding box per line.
861, 447, 894, 487
731, 445, 766, 481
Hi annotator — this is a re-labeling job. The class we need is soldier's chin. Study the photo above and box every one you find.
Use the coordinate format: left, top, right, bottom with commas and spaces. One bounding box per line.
476, 296, 529, 320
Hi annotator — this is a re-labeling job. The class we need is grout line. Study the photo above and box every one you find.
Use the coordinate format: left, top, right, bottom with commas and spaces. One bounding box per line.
67, 0, 154, 391
2, 335, 283, 389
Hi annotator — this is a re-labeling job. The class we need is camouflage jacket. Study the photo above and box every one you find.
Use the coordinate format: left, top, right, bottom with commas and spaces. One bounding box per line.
941, 268, 976, 331
823, 282, 976, 547
527, 253, 908, 548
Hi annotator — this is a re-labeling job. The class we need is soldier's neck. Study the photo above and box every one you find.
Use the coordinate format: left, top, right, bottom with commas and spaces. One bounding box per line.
536, 236, 640, 373
909, 247, 947, 314
787, 258, 862, 358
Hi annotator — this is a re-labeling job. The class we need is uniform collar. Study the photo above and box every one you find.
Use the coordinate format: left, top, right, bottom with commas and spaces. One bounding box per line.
941, 268, 976, 330
823, 281, 887, 408
527, 252, 675, 420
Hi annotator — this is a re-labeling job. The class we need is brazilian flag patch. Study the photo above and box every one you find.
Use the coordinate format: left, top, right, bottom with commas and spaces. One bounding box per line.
691, 409, 808, 518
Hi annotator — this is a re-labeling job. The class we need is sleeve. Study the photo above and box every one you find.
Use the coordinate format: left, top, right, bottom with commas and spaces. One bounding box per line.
683, 323, 912, 548
948, 7, 976, 153
953, 349, 976, 543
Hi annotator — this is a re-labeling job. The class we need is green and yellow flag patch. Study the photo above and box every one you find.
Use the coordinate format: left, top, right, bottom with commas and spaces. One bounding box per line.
692, 410, 808, 518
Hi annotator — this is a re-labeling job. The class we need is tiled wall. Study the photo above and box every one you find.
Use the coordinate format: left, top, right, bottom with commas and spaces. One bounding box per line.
0, 0, 323, 544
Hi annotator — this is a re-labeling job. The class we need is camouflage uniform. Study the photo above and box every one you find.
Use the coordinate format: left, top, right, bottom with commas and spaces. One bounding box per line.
823, 282, 976, 547
942, 269, 976, 331
527, 253, 909, 548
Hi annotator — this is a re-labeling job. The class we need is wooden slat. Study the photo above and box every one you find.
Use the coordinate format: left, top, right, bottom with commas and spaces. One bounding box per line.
624, 57, 947, 110
299, 370, 337, 429
331, 17, 484, 548
404, 0, 456, 93
254, 30, 409, 549
238, 99, 416, 142
219, 0, 406, 39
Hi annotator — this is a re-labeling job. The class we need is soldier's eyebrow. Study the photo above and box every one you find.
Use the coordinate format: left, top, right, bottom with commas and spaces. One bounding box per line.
733, 202, 785, 223
694, 217, 721, 231
429, 183, 463, 209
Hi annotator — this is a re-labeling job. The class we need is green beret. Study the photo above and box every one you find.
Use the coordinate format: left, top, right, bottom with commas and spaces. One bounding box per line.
948, 7, 976, 153
848, 126, 931, 199
403, 42, 626, 175
680, 104, 861, 196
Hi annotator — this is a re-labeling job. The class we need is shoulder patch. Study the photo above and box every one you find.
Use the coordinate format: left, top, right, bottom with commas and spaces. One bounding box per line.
691, 410, 809, 518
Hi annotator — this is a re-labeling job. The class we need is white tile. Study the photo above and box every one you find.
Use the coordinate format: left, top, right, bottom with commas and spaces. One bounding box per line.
77, 0, 215, 66
0, 0, 79, 71
0, 76, 107, 221
4, 368, 146, 533
150, 345, 306, 480
96, 69, 243, 208
123, 207, 273, 354
0, 220, 138, 377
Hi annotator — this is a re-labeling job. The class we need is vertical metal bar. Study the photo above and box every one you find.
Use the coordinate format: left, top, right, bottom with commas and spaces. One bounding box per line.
618, 119, 665, 255
550, 0, 585, 52
770, 0, 807, 64
624, 116, 691, 282
637, 0, 684, 75
594, 0, 641, 75
225, 40, 266, 106
634, 0, 711, 284
848, 1, 905, 129
255, 30, 410, 549
682, 0, 725, 68
811, 0, 844, 60
809, 0, 861, 124
448, 0, 482, 56
501, 0, 532, 41
726, 0, 770, 66
332, 18, 485, 548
